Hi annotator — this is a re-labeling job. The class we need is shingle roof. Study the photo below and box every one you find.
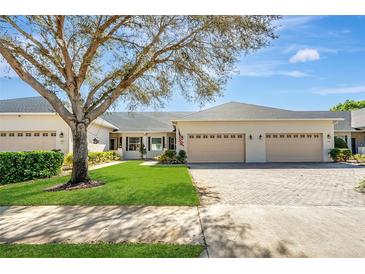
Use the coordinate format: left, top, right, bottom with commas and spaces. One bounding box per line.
173, 102, 345, 121
102, 112, 192, 132
0, 97, 361, 132
0, 96, 55, 113
352, 108, 365, 129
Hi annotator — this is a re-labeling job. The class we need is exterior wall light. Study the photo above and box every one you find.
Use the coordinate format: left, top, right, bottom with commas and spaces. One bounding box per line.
259, 134, 263, 140
59, 132, 64, 138
249, 134, 253, 140
327, 134, 331, 139
93, 138, 99, 144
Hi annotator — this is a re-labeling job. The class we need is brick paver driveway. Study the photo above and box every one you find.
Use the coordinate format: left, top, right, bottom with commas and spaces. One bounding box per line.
190, 163, 365, 257
190, 163, 365, 206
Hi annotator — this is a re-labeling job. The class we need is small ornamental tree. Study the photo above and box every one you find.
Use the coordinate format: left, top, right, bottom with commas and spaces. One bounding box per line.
0, 16, 279, 187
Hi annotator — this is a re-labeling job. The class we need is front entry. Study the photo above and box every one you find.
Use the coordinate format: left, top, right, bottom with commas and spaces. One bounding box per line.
351, 138, 357, 154
187, 133, 245, 163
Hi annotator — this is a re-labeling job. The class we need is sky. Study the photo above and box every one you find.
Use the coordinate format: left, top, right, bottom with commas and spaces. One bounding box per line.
0, 16, 364, 112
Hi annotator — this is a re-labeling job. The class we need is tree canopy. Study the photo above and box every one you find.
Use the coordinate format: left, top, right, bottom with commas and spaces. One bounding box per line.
330, 99, 365, 111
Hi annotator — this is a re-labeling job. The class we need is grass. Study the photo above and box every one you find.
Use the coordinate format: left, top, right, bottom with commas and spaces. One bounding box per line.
0, 243, 204, 258
0, 161, 199, 206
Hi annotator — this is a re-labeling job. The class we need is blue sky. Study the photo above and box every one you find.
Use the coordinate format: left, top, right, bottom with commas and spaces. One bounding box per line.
0, 16, 364, 111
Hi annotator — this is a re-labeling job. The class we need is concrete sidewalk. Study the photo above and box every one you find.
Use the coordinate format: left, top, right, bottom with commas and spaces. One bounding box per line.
0, 206, 203, 245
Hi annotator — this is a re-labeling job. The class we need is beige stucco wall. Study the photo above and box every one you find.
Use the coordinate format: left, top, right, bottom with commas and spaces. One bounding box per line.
0, 114, 71, 153
0, 114, 112, 154
175, 120, 335, 162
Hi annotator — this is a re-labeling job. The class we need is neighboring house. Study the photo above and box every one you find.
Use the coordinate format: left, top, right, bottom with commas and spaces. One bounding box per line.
0, 96, 364, 162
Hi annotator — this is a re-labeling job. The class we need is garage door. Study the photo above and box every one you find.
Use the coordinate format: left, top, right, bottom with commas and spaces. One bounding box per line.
187, 134, 245, 163
266, 133, 323, 162
0, 131, 57, 152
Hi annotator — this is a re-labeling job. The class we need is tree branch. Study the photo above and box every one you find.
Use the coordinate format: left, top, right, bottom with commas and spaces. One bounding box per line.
0, 43, 75, 126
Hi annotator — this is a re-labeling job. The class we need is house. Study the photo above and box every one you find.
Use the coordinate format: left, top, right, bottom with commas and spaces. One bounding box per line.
0, 96, 364, 163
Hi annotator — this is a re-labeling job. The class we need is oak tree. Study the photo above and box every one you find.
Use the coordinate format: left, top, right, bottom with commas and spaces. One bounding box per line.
0, 16, 279, 187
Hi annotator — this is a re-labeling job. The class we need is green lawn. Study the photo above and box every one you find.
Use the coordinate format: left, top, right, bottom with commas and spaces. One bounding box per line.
0, 161, 199, 206
0, 243, 204, 258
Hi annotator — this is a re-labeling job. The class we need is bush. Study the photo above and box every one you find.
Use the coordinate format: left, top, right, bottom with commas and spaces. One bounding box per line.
155, 149, 187, 164
351, 154, 365, 163
334, 136, 348, 148
64, 151, 121, 167
0, 151, 64, 184
329, 148, 352, 162
355, 178, 365, 193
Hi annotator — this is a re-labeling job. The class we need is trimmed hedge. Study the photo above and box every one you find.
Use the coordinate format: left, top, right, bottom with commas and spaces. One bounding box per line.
334, 136, 348, 148
64, 151, 121, 167
0, 151, 64, 184
329, 148, 352, 162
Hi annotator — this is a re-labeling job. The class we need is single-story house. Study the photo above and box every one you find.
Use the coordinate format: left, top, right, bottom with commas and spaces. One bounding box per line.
0, 96, 364, 163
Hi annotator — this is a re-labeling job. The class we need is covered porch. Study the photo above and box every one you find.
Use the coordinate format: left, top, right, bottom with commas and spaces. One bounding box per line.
335, 131, 365, 154
109, 131, 176, 159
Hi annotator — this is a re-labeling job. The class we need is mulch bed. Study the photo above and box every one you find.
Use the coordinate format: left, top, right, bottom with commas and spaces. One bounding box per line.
45, 180, 105, 192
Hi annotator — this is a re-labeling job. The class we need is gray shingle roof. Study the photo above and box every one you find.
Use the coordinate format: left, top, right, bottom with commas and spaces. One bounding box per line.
0, 96, 55, 113
102, 112, 192, 132
0, 97, 361, 132
352, 108, 365, 129
173, 102, 345, 121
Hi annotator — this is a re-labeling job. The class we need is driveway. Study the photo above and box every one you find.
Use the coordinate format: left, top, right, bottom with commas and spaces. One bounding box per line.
189, 163, 365, 257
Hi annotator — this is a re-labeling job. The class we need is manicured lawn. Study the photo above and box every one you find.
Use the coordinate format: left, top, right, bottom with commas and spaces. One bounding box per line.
0, 161, 199, 206
0, 243, 204, 258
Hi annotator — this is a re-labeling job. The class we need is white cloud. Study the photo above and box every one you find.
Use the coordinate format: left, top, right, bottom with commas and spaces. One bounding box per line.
289, 48, 320, 63
276, 16, 320, 31
315, 85, 365, 95
236, 61, 309, 78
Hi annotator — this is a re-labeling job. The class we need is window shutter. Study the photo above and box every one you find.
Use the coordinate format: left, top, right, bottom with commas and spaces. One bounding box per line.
168, 137, 171, 150
148, 137, 151, 151
162, 136, 165, 149
126, 137, 129, 151
140, 137, 143, 147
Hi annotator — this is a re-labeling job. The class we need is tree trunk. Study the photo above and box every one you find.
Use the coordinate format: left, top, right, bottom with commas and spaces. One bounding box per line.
69, 122, 90, 185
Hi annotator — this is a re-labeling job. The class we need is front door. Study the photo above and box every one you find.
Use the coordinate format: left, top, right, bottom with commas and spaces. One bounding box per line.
110, 138, 116, 150
351, 138, 356, 154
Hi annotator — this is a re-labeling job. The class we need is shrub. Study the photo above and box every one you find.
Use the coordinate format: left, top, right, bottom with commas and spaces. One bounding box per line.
0, 151, 64, 184
334, 136, 348, 148
155, 149, 187, 164
351, 154, 365, 163
177, 150, 187, 163
355, 178, 365, 193
329, 148, 352, 162
63, 151, 121, 167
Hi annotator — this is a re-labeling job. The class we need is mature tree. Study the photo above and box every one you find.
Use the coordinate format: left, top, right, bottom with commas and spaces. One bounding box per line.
331, 99, 365, 111
0, 15, 279, 187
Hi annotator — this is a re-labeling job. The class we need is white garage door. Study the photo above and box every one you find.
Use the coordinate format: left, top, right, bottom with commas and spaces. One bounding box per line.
187, 134, 245, 163
0, 131, 57, 152
266, 133, 323, 162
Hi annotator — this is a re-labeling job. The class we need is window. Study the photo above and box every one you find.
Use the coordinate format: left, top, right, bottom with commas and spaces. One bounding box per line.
26, 133, 31, 137
231, 135, 235, 138
217, 135, 222, 138
17, 133, 23, 137
9, 133, 15, 137
151, 137, 162, 151
51, 132, 56, 137
0, 133, 6, 137
34, 133, 40, 137
203, 135, 208, 139
210, 135, 215, 138
307, 134, 312, 138
293, 134, 298, 138
189, 135, 194, 139
237, 135, 243, 138
280, 135, 285, 138
223, 135, 229, 138
314, 134, 319, 138
300, 134, 305, 138
273, 134, 278, 138
196, 135, 201, 139
287, 134, 292, 138
169, 137, 176, 150
266, 134, 271, 138
43, 133, 48, 137
128, 137, 140, 151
